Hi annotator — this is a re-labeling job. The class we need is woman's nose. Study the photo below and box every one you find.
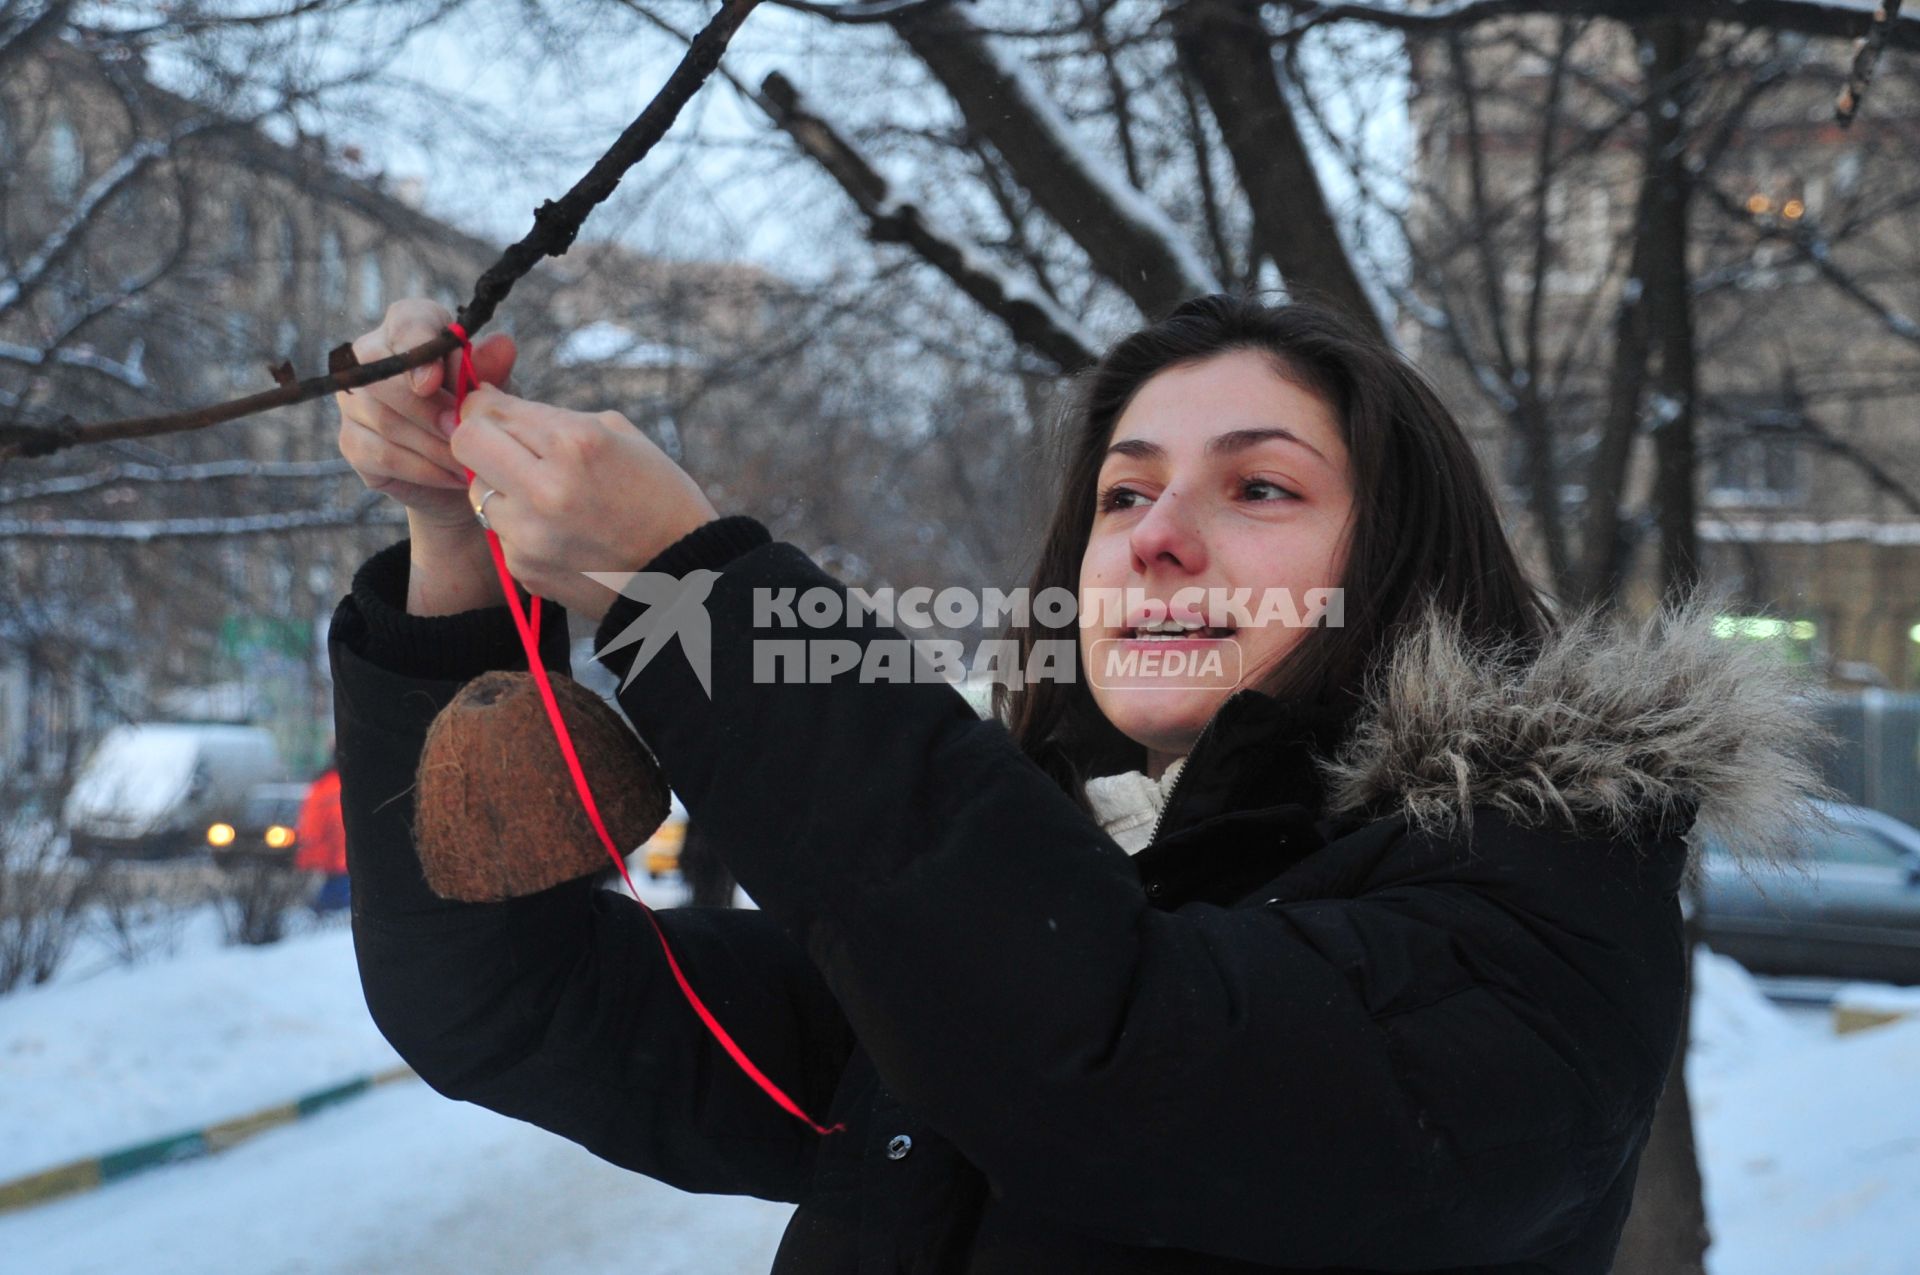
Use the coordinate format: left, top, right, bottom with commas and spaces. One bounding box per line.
1129, 489, 1207, 574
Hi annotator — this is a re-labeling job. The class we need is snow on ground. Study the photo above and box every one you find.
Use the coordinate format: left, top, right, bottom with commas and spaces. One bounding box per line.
0, 874, 709, 1184
0, 1080, 793, 1275
4, 901, 1917, 1273
0, 913, 398, 1184
1690, 948, 1920, 1275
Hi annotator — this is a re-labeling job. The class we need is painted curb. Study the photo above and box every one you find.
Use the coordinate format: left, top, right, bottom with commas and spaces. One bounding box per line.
0, 1065, 416, 1216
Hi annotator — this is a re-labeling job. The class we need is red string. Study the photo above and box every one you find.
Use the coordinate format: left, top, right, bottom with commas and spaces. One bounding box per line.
444, 323, 844, 1137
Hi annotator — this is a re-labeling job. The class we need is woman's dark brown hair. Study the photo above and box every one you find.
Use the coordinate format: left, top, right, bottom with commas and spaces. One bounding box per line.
996, 293, 1557, 810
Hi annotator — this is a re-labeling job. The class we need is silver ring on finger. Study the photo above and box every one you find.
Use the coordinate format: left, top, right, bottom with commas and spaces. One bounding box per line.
473, 486, 500, 531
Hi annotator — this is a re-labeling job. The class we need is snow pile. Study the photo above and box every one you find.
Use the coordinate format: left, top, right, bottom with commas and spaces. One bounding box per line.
1692, 947, 1920, 1275
1832, 981, 1920, 1019
1687, 946, 1811, 1084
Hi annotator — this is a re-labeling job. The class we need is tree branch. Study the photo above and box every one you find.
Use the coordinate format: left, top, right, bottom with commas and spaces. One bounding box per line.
888, 2, 1221, 317
1837, 0, 1906, 124
0, 0, 764, 462
759, 72, 1098, 371
1171, 0, 1382, 334
0, 0, 75, 79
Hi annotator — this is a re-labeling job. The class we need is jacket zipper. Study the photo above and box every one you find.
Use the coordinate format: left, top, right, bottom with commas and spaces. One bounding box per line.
1142, 689, 1246, 851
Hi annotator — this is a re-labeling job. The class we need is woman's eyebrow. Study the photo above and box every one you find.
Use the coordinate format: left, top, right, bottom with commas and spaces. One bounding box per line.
1104, 427, 1327, 465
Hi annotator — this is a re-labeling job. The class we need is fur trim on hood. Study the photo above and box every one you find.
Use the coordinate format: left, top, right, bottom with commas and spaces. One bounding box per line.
1317, 590, 1844, 881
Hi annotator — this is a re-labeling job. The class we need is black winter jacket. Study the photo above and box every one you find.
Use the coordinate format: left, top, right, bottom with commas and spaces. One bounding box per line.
331, 516, 1825, 1274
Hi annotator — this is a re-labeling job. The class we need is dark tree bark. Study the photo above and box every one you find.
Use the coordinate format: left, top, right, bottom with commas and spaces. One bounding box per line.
759, 72, 1098, 372
887, 3, 1221, 317
1640, 18, 1706, 606
1612, 18, 1711, 1272
1614, 919, 1712, 1274
1171, 0, 1384, 335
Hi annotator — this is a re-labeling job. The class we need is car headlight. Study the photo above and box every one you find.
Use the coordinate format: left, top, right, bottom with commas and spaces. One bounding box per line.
207, 823, 236, 847
264, 825, 296, 849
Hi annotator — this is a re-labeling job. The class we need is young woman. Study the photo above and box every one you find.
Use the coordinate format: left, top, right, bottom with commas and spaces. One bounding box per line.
331, 293, 1824, 1273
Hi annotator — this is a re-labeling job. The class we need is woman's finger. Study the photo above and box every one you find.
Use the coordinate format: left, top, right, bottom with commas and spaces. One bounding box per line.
344, 388, 464, 476
382, 299, 456, 395
340, 418, 468, 491
452, 410, 543, 497
466, 475, 514, 529
461, 387, 570, 460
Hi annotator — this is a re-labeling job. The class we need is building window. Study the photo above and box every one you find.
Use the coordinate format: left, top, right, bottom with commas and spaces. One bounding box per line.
1502, 426, 1599, 505
46, 115, 83, 202
359, 252, 384, 321
1706, 420, 1806, 506
320, 228, 345, 312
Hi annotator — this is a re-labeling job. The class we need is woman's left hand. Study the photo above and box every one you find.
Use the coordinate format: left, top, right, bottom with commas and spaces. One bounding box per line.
448, 385, 720, 621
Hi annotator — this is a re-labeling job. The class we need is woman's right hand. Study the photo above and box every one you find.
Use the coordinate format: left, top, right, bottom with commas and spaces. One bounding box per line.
337, 298, 518, 615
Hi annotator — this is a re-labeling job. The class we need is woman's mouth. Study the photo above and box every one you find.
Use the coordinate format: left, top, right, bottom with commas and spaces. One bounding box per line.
1119, 621, 1237, 642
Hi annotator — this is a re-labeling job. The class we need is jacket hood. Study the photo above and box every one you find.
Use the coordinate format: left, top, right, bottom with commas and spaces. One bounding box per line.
1316, 590, 1844, 882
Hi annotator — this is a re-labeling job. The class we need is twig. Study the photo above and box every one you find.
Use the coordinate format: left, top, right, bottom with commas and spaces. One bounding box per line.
759, 73, 1098, 372
0, 0, 763, 463
1836, 0, 1905, 125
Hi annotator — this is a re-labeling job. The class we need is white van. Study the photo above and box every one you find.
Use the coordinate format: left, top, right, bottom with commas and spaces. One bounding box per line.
64, 723, 286, 860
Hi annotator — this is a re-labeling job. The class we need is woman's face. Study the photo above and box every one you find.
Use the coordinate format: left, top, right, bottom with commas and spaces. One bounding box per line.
1077, 349, 1355, 762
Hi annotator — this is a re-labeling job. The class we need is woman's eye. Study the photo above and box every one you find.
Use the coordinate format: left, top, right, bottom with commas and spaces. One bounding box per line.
1097, 485, 1146, 512
1242, 478, 1298, 502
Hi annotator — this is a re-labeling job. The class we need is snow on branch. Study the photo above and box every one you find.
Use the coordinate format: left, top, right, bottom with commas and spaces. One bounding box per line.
888, 3, 1221, 317
0, 457, 351, 504
0, 0, 74, 77
0, 337, 150, 392
0, 127, 213, 319
760, 72, 1098, 372
0, 498, 402, 542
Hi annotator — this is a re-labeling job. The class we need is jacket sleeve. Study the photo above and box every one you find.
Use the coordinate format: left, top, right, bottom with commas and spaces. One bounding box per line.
332, 527, 855, 1205
597, 537, 1686, 1268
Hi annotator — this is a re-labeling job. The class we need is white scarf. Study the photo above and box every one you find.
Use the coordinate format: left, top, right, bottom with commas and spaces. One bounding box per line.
1084, 756, 1189, 855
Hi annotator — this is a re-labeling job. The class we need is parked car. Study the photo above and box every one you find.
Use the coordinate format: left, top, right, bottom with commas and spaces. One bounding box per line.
638, 792, 687, 881
1689, 799, 1920, 984
65, 723, 286, 860
206, 781, 310, 872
